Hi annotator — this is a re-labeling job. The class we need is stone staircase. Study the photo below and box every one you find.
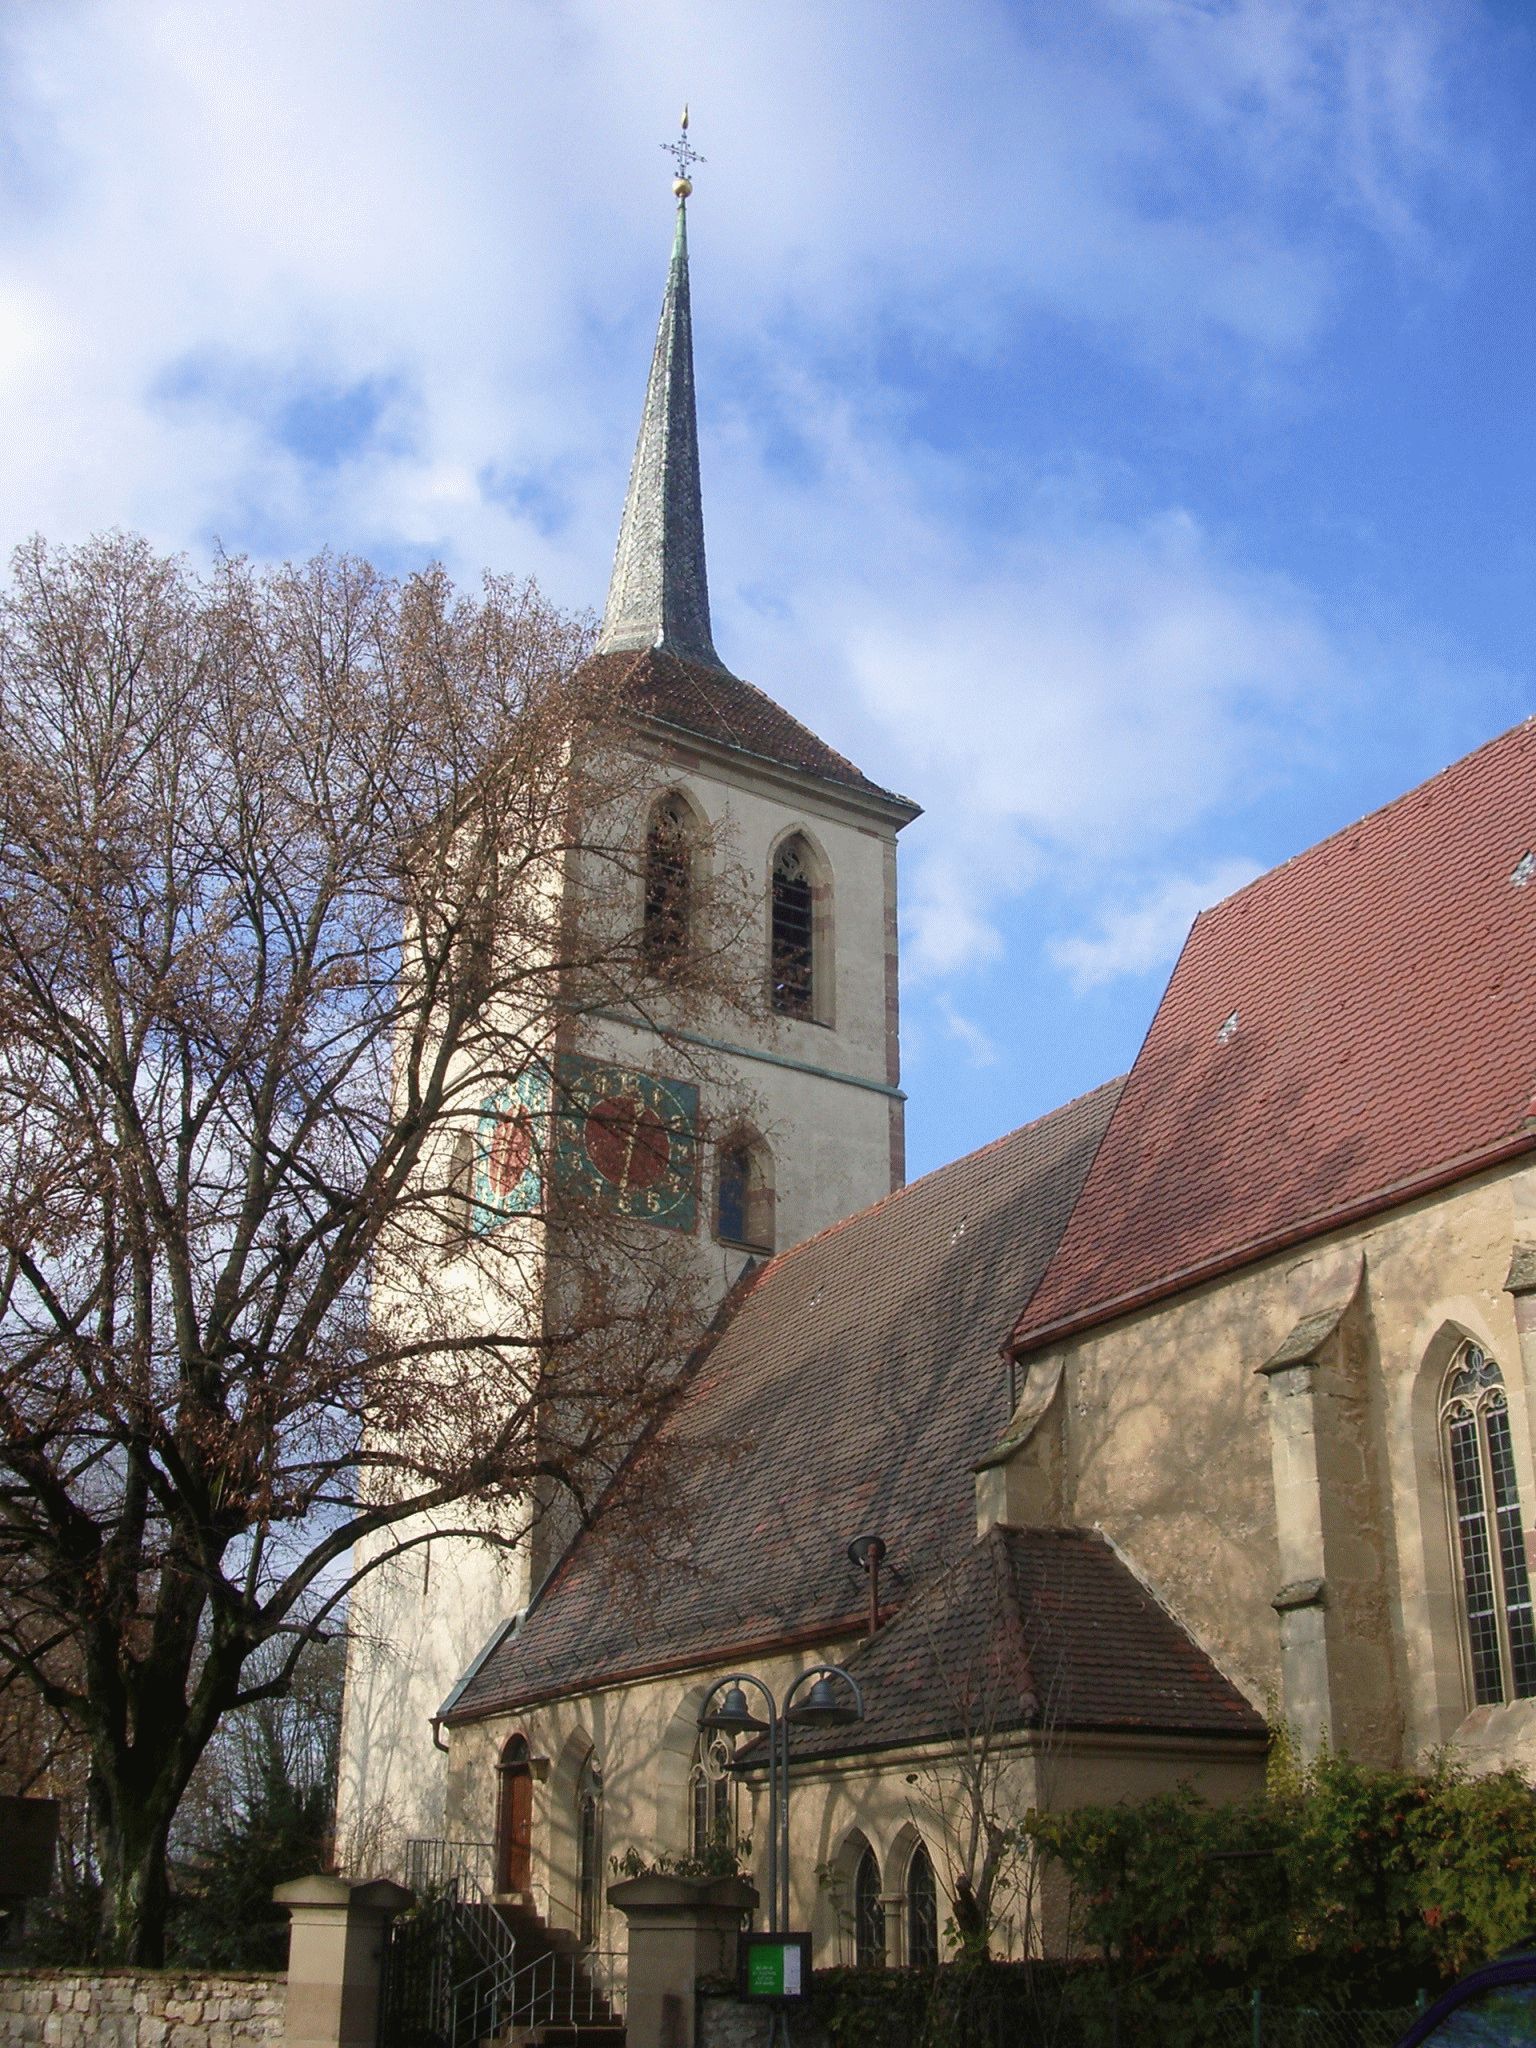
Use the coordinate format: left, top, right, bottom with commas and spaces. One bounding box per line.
485, 1901, 625, 2048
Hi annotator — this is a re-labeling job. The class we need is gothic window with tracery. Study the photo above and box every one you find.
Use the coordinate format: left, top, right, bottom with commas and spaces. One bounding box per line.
906, 1844, 938, 1971
688, 1730, 734, 1860
771, 837, 818, 1019
853, 1846, 884, 1968
577, 1754, 603, 1945
643, 795, 694, 973
1441, 1343, 1536, 1705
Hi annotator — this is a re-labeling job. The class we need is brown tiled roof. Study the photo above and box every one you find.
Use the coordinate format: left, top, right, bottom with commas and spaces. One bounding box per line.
449, 1081, 1122, 1721
781, 1527, 1266, 1759
584, 647, 919, 813
1012, 718, 1536, 1357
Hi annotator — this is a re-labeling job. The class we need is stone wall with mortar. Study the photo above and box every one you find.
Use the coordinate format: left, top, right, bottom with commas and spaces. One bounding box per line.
0, 1970, 284, 2048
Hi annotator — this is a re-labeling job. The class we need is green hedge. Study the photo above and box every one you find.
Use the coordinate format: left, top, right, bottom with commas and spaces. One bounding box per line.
1023, 1744, 1536, 2010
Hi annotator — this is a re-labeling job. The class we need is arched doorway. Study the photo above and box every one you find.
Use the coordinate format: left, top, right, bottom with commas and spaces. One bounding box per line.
495, 1734, 533, 1895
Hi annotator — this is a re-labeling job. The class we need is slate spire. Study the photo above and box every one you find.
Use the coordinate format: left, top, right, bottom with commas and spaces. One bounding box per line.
596, 149, 725, 671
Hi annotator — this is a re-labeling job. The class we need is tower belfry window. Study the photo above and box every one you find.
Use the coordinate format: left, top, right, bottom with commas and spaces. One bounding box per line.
643, 795, 694, 972
1441, 1343, 1536, 1705
771, 838, 817, 1019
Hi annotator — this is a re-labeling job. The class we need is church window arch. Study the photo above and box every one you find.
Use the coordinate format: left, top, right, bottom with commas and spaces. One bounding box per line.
853, 1843, 885, 1967
687, 1728, 735, 1861
905, 1842, 939, 1971
770, 832, 830, 1023
576, 1752, 603, 1945
1441, 1342, 1536, 1705
714, 1129, 775, 1252
642, 792, 699, 974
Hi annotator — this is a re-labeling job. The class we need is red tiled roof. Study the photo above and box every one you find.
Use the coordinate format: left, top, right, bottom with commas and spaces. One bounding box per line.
583, 647, 918, 813
781, 1527, 1266, 1758
1011, 718, 1536, 1356
449, 1080, 1121, 1721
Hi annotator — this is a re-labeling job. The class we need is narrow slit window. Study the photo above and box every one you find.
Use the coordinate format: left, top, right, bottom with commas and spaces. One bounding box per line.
577, 1755, 603, 1946
771, 839, 816, 1019
906, 1844, 938, 1972
1441, 1344, 1536, 1705
853, 1846, 884, 1968
448, 1129, 474, 1246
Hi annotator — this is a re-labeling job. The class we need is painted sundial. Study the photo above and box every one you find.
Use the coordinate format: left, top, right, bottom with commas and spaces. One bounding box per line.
556, 1053, 698, 1231
473, 1067, 549, 1234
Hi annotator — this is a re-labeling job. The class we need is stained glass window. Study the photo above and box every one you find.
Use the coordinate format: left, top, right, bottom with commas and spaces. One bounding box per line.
1442, 1345, 1536, 1705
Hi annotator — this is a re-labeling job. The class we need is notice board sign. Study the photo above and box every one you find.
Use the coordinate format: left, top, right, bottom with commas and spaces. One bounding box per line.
741, 1932, 811, 2000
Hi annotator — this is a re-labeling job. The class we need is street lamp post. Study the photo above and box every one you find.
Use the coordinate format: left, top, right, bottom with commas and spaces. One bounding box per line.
699, 1664, 864, 1935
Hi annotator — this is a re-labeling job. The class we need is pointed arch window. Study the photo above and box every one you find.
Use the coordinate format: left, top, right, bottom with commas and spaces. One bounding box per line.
688, 1729, 734, 1861
714, 1131, 774, 1253
906, 1843, 939, 1971
771, 837, 821, 1020
643, 794, 695, 973
576, 1754, 603, 1946
1441, 1344, 1536, 1705
853, 1845, 884, 1968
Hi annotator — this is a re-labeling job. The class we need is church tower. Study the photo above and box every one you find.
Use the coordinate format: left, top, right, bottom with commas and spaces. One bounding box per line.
335, 146, 919, 1873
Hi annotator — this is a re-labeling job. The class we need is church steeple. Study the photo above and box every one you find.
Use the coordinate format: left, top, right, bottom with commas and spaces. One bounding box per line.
595, 119, 725, 672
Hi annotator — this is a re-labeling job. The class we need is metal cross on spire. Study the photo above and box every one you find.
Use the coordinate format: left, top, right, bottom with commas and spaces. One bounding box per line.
661, 105, 704, 195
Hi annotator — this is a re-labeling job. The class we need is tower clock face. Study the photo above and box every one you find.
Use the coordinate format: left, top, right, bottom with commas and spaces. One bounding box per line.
556, 1054, 698, 1230
474, 1068, 549, 1233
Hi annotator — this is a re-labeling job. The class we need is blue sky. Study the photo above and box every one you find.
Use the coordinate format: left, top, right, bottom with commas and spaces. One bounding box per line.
1, 0, 1532, 1180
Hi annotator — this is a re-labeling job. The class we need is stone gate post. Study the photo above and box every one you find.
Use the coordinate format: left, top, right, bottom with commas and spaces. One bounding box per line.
274, 1873, 413, 2048
607, 1873, 758, 2048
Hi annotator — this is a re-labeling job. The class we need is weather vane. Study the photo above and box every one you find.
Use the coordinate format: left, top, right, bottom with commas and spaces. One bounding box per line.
662, 104, 704, 196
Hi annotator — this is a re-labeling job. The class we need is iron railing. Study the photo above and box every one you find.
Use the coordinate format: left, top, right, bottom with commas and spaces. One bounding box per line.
381, 1839, 625, 2047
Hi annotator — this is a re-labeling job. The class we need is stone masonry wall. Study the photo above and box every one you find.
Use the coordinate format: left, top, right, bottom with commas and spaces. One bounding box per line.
0, 1969, 284, 2048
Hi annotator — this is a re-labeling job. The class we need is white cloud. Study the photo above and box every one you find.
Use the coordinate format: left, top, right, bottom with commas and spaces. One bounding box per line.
0, 0, 1500, 1004
1047, 857, 1263, 992
936, 997, 1001, 1070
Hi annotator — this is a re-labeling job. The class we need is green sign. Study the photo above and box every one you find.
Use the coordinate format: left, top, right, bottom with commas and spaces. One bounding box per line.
741, 1934, 809, 2000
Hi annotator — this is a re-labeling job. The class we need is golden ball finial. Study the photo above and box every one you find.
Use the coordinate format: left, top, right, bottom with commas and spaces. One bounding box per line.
673, 175, 693, 199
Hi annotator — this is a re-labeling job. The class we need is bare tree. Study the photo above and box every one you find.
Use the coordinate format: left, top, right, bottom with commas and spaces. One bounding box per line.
900, 1542, 1081, 1969
0, 535, 750, 1962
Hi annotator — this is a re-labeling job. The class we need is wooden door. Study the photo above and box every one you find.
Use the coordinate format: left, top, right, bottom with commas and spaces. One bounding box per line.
495, 1741, 532, 1894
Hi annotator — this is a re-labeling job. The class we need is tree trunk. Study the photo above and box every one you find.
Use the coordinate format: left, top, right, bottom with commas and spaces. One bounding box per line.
92, 1770, 175, 1965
